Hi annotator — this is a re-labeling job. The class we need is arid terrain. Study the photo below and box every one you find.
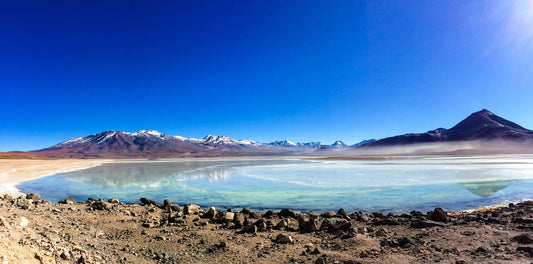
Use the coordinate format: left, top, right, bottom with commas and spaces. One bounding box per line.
1, 193, 533, 264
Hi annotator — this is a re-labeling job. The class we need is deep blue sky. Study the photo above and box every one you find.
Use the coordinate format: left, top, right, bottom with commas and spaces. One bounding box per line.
2, 1, 533, 151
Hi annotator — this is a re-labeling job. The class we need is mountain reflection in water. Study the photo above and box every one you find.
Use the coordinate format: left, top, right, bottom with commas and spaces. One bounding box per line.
59, 159, 307, 188
460, 180, 514, 198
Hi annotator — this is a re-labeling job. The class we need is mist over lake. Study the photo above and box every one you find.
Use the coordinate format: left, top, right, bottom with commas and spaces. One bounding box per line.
18, 155, 533, 213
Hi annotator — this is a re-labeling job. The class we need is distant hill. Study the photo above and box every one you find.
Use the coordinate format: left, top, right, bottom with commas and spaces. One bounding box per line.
361, 109, 533, 147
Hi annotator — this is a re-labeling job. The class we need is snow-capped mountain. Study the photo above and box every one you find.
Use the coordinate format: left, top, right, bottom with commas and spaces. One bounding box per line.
35, 130, 356, 158
330, 141, 349, 149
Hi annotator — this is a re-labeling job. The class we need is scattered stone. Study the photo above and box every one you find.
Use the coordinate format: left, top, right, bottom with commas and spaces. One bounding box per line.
108, 198, 119, 204
321, 218, 351, 233
279, 208, 297, 218
26, 193, 41, 202
517, 246, 533, 257
64, 196, 75, 205
264, 209, 275, 218
428, 207, 448, 223
139, 197, 159, 207
203, 207, 216, 219
233, 213, 244, 226
92, 199, 111, 210
398, 237, 419, 248
184, 204, 201, 214
410, 220, 446, 228
240, 207, 251, 215
275, 234, 294, 244
513, 233, 533, 244
338, 208, 349, 219
14, 197, 33, 210
298, 213, 319, 233
275, 219, 290, 230
321, 211, 336, 218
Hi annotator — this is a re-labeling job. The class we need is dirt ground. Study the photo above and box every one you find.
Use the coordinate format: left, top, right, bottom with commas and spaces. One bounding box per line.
1, 194, 532, 264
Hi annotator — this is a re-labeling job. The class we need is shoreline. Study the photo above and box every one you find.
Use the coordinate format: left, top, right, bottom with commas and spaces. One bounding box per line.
0, 159, 113, 197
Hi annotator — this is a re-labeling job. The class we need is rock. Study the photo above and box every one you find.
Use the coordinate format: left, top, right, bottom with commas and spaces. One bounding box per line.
475, 246, 492, 254
254, 219, 267, 232
2, 194, 13, 202
513, 217, 533, 224
203, 207, 216, 219
264, 210, 275, 218
372, 218, 399, 226
15, 216, 29, 228
233, 213, 245, 226
60, 251, 70, 260
275, 234, 294, 244
338, 208, 349, 219
139, 197, 159, 207
92, 199, 111, 210
107, 198, 119, 204
224, 212, 235, 222
275, 219, 290, 230
320, 218, 351, 233
321, 211, 336, 218
0, 217, 11, 229
65, 196, 75, 205
298, 213, 319, 233
184, 204, 201, 214
14, 197, 33, 210
240, 207, 251, 215
428, 207, 448, 222
314, 254, 334, 264
26, 193, 41, 202
279, 208, 297, 218
398, 237, 419, 248
410, 220, 446, 228
517, 246, 533, 256
513, 233, 533, 244
250, 212, 262, 219
243, 224, 257, 234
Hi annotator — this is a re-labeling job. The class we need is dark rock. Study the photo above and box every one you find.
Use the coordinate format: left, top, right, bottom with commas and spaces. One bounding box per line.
513, 233, 533, 244
513, 217, 533, 224
372, 218, 399, 226
108, 198, 119, 204
279, 208, 297, 218
298, 213, 319, 233
275, 234, 294, 244
475, 246, 492, 254
264, 210, 275, 218
338, 208, 349, 219
233, 213, 245, 227
321, 211, 336, 218
314, 254, 334, 264
398, 237, 419, 248
26, 193, 40, 202
275, 219, 290, 230
139, 197, 159, 207
517, 246, 533, 256
92, 199, 111, 210
410, 220, 446, 228
14, 197, 33, 210
242, 224, 257, 234
240, 207, 251, 215
320, 218, 351, 233
226, 208, 232, 212
249, 212, 262, 219
254, 219, 267, 232
202, 207, 216, 219
428, 207, 448, 223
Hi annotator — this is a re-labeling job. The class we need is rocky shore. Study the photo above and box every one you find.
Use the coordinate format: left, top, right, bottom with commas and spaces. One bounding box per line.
1, 194, 532, 263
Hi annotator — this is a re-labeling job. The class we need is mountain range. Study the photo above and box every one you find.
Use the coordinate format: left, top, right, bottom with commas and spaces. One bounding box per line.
28, 109, 533, 158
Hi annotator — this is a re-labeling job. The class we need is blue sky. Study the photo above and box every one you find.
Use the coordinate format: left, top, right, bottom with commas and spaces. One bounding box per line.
2, 0, 533, 151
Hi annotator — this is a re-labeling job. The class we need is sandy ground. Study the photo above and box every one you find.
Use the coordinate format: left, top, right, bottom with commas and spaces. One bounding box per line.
0, 159, 112, 197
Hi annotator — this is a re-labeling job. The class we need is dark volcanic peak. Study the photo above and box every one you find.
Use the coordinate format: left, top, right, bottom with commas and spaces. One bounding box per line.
362, 109, 533, 147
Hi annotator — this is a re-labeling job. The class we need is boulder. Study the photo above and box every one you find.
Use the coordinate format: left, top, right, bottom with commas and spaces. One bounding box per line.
184, 204, 201, 214
254, 218, 267, 232
224, 212, 235, 222
513, 233, 533, 244
428, 207, 448, 223
338, 208, 349, 219
26, 193, 41, 202
298, 213, 319, 233
320, 218, 351, 233
14, 197, 33, 210
275, 234, 294, 244
139, 197, 159, 207
410, 220, 446, 228
203, 207, 216, 219
275, 219, 290, 230
279, 208, 297, 218
321, 211, 336, 218
240, 207, 251, 215
264, 210, 275, 218
92, 199, 111, 210
107, 198, 119, 204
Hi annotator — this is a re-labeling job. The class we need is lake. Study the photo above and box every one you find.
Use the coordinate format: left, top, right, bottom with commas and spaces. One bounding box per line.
17, 155, 533, 213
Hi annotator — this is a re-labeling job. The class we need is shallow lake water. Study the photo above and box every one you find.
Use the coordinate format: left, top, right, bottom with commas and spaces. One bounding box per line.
17, 155, 533, 213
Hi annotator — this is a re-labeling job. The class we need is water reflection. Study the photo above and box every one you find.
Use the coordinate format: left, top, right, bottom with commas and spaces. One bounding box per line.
460, 180, 514, 198
59, 159, 307, 188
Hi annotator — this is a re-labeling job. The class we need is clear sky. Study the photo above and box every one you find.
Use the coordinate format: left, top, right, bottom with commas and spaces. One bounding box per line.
2, 0, 533, 151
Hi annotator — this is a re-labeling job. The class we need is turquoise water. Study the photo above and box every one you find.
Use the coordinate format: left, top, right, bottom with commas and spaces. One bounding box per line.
17, 155, 533, 213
